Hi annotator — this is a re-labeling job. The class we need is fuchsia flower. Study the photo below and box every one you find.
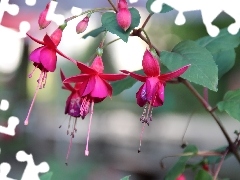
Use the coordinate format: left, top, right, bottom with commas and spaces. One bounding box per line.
60, 70, 83, 164
63, 55, 127, 156
76, 16, 90, 34
116, 0, 131, 31
176, 174, 186, 180
121, 49, 190, 152
38, 2, 51, 29
25, 28, 76, 126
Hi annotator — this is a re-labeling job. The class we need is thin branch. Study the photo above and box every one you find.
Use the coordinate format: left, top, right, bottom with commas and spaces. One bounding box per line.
141, 13, 154, 29
108, 0, 118, 12
213, 149, 229, 180
179, 78, 240, 164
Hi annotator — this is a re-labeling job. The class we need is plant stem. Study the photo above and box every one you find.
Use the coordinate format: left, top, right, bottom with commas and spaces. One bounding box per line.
65, 8, 113, 22
141, 13, 154, 29
213, 148, 229, 180
108, 0, 118, 12
179, 78, 240, 164
103, 38, 121, 49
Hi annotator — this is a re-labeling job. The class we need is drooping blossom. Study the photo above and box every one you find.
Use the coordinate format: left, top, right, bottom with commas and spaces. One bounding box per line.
121, 49, 190, 152
24, 27, 76, 126
63, 55, 127, 156
38, 2, 51, 29
60, 69, 82, 164
116, 0, 131, 31
76, 16, 90, 34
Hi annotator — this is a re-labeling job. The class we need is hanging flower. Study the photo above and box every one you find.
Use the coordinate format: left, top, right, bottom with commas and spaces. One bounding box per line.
63, 55, 127, 156
121, 49, 190, 152
24, 27, 76, 126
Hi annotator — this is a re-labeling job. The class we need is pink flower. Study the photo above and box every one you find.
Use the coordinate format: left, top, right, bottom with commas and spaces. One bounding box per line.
176, 174, 186, 180
38, 2, 51, 29
116, 0, 131, 31
64, 55, 127, 156
60, 70, 82, 118
24, 29, 76, 126
76, 16, 89, 34
121, 49, 190, 152
60, 70, 83, 164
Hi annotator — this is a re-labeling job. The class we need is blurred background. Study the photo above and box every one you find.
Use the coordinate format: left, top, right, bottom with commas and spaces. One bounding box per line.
0, 0, 240, 179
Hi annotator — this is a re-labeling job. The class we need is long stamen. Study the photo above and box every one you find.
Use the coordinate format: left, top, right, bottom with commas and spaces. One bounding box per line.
138, 123, 146, 153
74, 118, 77, 132
24, 72, 43, 125
65, 135, 73, 166
85, 102, 94, 156
43, 72, 48, 88
28, 65, 38, 78
67, 117, 71, 135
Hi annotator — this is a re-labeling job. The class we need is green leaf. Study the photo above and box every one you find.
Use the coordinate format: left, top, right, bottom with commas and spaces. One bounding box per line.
205, 146, 231, 164
196, 28, 239, 78
40, 172, 53, 180
112, 69, 144, 96
217, 89, 240, 121
120, 175, 131, 180
195, 169, 213, 180
213, 49, 235, 78
165, 145, 198, 180
82, 26, 106, 39
101, 8, 140, 42
160, 40, 218, 91
146, 0, 173, 13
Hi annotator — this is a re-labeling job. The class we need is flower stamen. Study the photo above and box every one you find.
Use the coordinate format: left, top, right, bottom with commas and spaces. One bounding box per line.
24, 72, 44, 125
85, 102, 94, 156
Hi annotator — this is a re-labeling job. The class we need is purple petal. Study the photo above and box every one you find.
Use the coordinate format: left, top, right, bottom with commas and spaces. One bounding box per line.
136, 83, 148, 107
39, 48, 57, 72
152, 83, 165, 107
29, 47, 44, 63
145, 77, 159, 101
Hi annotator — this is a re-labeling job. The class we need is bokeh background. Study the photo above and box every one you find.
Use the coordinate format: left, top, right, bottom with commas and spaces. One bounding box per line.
0, 0, 240, 179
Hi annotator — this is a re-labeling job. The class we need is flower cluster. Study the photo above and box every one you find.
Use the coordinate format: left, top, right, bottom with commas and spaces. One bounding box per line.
25, 1, 190, 159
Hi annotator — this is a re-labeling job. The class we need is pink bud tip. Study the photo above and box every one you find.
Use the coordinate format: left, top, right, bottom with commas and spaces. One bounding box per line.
76, 16, 89, 34
38, 2, 51, 29
50, 28, 63, 46
116, 0, 131, 31
85, 150, 89, 156
116, 9, 131, 31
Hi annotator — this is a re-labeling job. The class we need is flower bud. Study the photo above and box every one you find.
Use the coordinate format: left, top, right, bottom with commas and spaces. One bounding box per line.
50, 27, 63, 46
38, 2, 51, 29
76, 16, 89, 34
116, 0, 131, 31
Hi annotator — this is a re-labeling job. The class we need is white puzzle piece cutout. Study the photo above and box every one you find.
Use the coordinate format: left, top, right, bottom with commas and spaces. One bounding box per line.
0, 116, 19, 136
0, 162, 16, 180
16, 151, 50, 180
0, 0, 30, 38
150, 0, 240, 37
